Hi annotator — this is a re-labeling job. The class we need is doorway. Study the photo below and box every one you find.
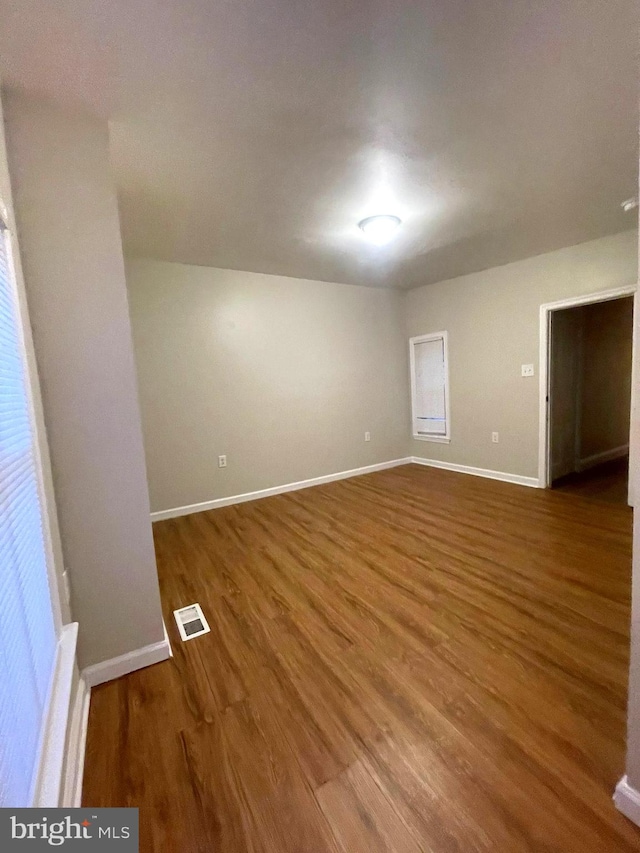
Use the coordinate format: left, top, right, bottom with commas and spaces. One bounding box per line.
539, 287, 636, 502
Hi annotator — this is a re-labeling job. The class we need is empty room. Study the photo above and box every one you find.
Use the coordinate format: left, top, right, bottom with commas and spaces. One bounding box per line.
1, 2, 640, 852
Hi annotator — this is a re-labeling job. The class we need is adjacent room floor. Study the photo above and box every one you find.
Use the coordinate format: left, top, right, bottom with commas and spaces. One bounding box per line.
552, 457, 630, 506
83, 464, 639, 852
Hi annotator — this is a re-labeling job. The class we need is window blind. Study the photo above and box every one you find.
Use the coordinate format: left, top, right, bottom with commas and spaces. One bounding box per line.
0, 225, 57, 807
413, 336, 447, 436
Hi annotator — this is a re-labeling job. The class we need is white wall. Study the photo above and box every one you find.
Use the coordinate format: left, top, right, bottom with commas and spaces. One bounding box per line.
126, 258, 409, 513
3, 91, 165, 669
403, 231, 638, 478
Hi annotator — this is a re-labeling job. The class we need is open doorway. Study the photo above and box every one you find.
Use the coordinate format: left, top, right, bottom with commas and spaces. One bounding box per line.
540, 290, 634, 503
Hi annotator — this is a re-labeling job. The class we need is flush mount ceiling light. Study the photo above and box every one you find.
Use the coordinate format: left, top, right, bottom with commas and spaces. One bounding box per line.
358, 214, 402, 245
621, 198, 638, 213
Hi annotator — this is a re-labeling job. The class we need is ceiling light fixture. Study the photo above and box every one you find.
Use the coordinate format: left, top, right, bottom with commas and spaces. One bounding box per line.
358, 214, 402, 245
621, 198, 638, 213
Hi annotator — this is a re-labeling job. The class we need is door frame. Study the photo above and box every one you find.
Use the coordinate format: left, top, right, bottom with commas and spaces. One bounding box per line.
538, 284, 637, 491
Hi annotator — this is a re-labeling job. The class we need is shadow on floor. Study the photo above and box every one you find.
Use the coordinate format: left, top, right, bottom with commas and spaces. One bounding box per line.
552, 457, 629, 506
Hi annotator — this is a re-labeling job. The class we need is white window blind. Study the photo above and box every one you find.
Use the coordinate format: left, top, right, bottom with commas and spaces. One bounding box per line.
410, 332, 450, 441
0, 224, 57, 807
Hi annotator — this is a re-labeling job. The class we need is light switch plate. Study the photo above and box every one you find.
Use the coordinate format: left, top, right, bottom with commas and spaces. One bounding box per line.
521, 364, 534, 377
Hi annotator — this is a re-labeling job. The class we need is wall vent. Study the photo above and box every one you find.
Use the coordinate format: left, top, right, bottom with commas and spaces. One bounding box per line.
173, 603, 210, 641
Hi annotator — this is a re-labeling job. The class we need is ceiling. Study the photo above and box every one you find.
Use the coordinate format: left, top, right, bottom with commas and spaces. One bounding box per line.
0, 0, 637, 288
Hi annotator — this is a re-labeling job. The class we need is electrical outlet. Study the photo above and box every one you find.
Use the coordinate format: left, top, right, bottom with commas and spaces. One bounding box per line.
364, 431, 371, 442
521, 364, 534, 377
218, 455, 227, 468
492, 432, 499, 443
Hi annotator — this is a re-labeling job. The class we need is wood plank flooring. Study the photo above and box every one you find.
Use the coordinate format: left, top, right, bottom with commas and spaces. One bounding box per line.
82, 463, 640, 852
552, 456, 630, 506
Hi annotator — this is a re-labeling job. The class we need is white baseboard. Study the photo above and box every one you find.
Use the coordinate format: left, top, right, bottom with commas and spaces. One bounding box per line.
32, 623, 80, 806
410, 456, 540, 489
614, 776, 640, 827
576, 444, 629, 473
82, 621, 172, 687
61, 672, 90, 807
150, 458, 413, 521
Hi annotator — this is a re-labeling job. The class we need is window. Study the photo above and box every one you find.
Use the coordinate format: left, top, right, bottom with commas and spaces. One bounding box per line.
410, 331, 450, 442
0, 219, 57, 806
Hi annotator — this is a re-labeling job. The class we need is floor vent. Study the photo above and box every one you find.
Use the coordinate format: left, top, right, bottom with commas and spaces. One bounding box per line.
173, 603, 210, 641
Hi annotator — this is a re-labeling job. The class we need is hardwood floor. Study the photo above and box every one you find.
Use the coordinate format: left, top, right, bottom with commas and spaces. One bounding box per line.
552, 456, 630, 506
83, 463, 640, 852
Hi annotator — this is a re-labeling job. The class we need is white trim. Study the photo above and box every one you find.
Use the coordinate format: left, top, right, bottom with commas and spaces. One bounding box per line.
614, 776, 640, 827
61, 673, 90, 807
150, 458, 412, 521
576, 444, 629, 473
538, 285, 637, 489
32, 623, 79, 806
411, 456, 540, 488
409, 331, 451, 443
573, 318, 585, 474
629, 290, 638, 507
82, 622, 172, 687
